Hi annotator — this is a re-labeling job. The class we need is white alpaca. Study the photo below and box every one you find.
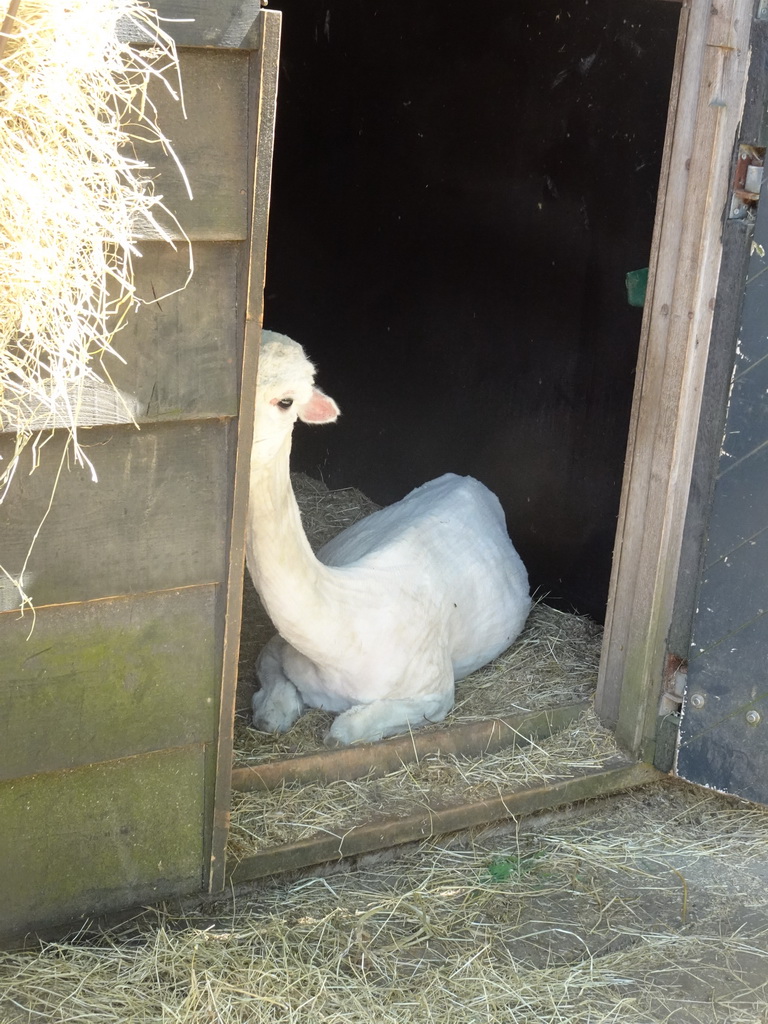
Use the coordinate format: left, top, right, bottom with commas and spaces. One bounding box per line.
246, 331, 531, 745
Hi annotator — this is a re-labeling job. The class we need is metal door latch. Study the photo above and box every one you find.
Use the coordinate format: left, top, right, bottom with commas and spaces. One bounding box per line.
729, 145, 765, 220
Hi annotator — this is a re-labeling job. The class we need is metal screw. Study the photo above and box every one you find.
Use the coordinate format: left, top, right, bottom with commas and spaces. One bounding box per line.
689, 693, 706, 709
746, 710, 761, 726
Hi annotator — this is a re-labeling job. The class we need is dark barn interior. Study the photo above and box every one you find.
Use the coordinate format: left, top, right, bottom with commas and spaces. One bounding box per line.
261, 0, 680, 622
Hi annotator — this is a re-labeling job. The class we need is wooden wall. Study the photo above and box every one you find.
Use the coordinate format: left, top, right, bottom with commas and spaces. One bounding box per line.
0, 8, 280, 940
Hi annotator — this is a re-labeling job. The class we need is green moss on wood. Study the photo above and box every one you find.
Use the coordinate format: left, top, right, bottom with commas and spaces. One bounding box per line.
0, 745, 207, 940
1, 587, 219, 781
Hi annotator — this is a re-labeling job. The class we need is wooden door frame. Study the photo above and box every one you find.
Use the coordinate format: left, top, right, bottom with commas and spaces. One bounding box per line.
596, 0, 757, 760
204, 7, 282, 893
207, 0, 761, 890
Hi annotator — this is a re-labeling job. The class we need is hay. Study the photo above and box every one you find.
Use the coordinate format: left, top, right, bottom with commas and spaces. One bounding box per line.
228, 709, 617, 856
451, 603, 600, 719
0, 1, 189, 540
2, 781, 768, 1023
292, 472, 382, 550
0, 0, 190, 612
236, 475, 602, 764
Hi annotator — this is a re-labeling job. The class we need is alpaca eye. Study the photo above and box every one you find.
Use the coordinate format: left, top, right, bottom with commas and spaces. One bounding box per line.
277, 398, 294, 409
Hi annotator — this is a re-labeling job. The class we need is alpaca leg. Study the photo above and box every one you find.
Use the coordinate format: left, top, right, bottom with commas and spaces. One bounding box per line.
252, 636, 305, 733
327, 691, 454, 746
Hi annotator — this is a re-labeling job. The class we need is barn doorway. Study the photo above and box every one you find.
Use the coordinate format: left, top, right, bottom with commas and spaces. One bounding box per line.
262, 0, 680, 621
228, 0, 682, 881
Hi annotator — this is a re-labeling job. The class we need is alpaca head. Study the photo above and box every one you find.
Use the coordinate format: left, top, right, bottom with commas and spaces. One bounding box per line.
253, 330, 340, 461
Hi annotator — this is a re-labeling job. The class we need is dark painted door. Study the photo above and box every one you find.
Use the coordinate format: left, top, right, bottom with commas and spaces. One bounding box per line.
676, 165, 768, 806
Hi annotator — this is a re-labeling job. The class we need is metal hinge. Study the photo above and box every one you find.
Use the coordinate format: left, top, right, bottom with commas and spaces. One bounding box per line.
659, 654, 688, 716
729, 145, 765, 220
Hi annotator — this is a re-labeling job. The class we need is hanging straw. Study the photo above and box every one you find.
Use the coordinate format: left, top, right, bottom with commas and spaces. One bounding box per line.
0, 0, 191, 608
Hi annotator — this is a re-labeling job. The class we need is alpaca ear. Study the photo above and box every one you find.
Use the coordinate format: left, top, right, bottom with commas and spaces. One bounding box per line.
298, 387, 340, 424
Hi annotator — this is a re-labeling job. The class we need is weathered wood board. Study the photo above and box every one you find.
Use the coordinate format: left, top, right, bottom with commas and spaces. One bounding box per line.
104, 242, 243, 421
206, 9, 282, 891
596, 0, 754, 761
132, 48, 250, 242
120, 0, 264, 49
0, 3, 281, 940
0, 745, 206, 940
0, 420, 232, 607
0, 239, 244, 433
229, 759, 661, 884
231, 704, 589, 792
1, 587, 218, 782
687, 507, 768, 652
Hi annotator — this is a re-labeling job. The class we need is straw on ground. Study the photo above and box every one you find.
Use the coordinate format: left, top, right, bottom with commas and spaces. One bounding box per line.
2, 782, 767, 1024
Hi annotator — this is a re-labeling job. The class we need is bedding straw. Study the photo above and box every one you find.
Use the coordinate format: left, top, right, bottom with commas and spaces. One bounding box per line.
228, 709, 618, 855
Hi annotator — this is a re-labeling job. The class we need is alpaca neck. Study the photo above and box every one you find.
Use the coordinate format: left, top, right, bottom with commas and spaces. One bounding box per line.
246, 433, 334, 649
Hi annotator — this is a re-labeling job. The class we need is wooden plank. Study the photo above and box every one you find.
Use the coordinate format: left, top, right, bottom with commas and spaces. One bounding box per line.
0, 587, 218, 782
0, 745, 206, 942
119, 1, 263, 49
104, 241, 242, 422
131, 48, 250, 241
597, 2, 690, 734
208, 9, 282, 894
232, 703, 589, 792
678, 561, 768, 809
0, 419, 232, 607
227, 759, 661, 884
0, 243, 244, 431
596, 0, 754, 759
